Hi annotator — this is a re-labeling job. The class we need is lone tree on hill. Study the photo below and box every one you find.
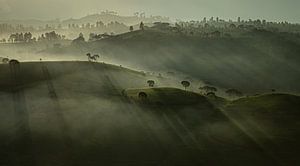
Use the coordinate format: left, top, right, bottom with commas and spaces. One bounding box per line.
2, 58, 9, 64
206, 92, 216, 98
86, 53, 99, 62
9, 59, 20, 65
140, 22, 144, 30
130, 26, 134, 32
72, 33, 85, 45
199, 86, 218, 95
147, 80, 155, 87
86, 53, 91, 60
181, 81, 190, 91
93, 54, 100, 61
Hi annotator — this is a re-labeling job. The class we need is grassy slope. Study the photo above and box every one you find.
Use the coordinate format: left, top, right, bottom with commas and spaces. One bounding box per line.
224, 94, 300, 165
225, 93, 300, 139
0, 61, 299, 166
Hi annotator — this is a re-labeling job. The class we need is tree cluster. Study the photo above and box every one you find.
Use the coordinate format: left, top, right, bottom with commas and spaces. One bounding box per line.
38, 31, 66, 41
153, 17, 300, 38
8, 32, 34, 43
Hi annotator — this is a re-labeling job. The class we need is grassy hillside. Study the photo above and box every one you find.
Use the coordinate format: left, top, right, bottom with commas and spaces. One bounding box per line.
225, 93, 300, 140
0, 61, 299, 165
223, 94, 300, 165
53, 29, 300, 94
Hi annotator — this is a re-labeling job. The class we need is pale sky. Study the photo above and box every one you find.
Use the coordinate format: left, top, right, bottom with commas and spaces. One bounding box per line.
0, 0, 299, 23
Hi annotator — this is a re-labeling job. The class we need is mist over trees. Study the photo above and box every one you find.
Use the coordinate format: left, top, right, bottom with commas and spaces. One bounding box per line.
1, 11, 300, 95
0, 11, 170, 40
6, 31, 65, 43
1, 11, 300, 44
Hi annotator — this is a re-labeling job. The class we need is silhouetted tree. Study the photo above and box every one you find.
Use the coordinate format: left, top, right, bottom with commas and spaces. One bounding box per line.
72, 33, 85, 45
2, 58, 9, 64
199, 86, 217, 94
86, 53, 91, 61
9, 59, 20, 65
147, 80, 155, 87
229, 24, 236, 29
181, 81, 190, 90
86, 53, 99, 62
93, 54, 100, 61
24, 32, 32, 42
130, 26, 134, 32
140, 22, 144, 30
138, 92, 148, 100
206, 92, 216, 98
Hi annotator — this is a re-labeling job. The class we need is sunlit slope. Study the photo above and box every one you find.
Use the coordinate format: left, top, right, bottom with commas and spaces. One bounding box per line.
75, 29, 300, 93
224, 94, 300, 165
0, 61, 299, 166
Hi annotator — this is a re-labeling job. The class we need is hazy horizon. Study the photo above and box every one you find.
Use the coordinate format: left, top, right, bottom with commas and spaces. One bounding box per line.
0, 0, 299, 23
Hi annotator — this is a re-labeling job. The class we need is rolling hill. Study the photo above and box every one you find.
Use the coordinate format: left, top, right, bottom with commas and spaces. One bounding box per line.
224, 94, 300, 165
0, 61, 299, 166
62, 13, 170, 26
0, 13, 170, 27
50, 29, 300, 94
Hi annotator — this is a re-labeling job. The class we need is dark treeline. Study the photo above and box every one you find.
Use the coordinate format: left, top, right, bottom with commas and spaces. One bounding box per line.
173, 17, 300, 37
0, 11, 169, 40
1, 15, 300, 44
5, 31, 66, 43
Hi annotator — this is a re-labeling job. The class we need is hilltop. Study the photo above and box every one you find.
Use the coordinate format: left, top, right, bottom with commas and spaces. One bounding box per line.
62, 13, 170, 26
0, 13, 170, 27
45, 28, 300, 94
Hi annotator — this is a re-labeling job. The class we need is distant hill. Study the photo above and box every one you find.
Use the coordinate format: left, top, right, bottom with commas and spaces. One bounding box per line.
62, 13, 170, 26
50, 29, 300, 94
0, 13, 170, 27
0, 19, 60, 27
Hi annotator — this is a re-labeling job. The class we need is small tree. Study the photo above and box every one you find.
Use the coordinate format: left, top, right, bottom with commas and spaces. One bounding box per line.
2, 58, 9, 64
181, 81, 190, 90
86, 53, 99, 62
147, 80, 155, 87
207, 92, 216, 98
72, 33, 85, 45
140, 22, 144, 30
92, 54, 99, 61
86, 53, 91, 61
130, 26, 134, 32
199, 86, 217, 95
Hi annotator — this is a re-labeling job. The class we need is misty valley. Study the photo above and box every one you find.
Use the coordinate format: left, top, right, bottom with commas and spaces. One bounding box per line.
0, 6, 300, 166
